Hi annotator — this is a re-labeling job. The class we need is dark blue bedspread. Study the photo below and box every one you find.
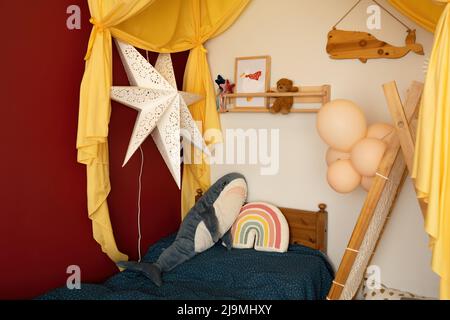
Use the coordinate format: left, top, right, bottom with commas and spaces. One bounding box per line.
39, 235, 334, 300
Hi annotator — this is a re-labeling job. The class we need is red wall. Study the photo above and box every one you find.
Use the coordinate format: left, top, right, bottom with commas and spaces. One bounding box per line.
0, 1, 188, 299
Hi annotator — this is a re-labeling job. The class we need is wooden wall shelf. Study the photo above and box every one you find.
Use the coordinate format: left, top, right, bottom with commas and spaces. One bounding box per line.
220, 85, 331, 114
223, 107, 322, 114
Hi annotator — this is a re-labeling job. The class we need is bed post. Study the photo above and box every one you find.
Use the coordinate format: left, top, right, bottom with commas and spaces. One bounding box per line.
317, 204, 328, 254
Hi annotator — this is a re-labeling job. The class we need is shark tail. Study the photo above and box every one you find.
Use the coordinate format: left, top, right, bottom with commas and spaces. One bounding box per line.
116, 261, 163, 287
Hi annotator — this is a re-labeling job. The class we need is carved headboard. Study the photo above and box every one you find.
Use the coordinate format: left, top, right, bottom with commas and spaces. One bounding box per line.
279, 204, 328, 254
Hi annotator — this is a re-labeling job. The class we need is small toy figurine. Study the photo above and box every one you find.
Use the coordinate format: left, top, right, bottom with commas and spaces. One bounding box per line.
220, 80, 235, 94
215, 75, 235, 113
215, 75, 226, 89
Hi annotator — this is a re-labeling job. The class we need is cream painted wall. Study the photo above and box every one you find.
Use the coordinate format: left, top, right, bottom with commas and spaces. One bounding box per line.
206, 0, 439, 298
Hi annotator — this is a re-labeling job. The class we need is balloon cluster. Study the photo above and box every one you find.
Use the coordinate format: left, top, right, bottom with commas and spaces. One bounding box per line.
317, 99, 395, 193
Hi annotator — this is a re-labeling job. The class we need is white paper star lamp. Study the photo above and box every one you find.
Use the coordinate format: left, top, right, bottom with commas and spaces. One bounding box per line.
110, 40, 209, 188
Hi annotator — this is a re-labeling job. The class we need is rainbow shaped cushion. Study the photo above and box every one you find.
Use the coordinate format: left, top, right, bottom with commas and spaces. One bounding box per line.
231, 202, 289, 253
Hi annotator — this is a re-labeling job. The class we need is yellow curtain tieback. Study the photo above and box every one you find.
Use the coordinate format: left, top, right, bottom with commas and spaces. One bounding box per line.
84, 18, 108, 61
194, 42, 208, 53
89, 18, 106, 31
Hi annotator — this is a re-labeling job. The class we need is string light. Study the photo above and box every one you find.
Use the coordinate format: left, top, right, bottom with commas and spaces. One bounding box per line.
137, 146, 144, 262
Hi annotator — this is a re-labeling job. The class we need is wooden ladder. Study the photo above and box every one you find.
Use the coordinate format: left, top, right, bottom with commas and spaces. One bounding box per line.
327, 81, 427, 300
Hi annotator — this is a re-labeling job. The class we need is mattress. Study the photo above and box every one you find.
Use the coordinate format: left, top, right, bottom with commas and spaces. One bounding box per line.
39, 234, 334, 300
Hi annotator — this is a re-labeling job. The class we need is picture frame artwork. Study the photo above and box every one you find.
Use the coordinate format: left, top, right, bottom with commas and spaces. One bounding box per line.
234, 56, 271, 108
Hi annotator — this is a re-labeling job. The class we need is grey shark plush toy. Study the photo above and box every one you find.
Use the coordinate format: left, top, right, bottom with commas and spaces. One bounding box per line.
117, 173, 247, 287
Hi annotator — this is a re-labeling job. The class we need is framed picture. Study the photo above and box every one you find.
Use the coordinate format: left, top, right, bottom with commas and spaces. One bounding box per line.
234, 56, 271, 109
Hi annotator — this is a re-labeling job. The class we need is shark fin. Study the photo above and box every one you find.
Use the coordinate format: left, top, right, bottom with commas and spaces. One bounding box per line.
116, 261, 163, 287
198, 207, 221, 242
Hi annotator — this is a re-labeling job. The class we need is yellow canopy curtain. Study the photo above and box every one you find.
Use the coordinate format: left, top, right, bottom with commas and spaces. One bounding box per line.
112, 0, 251, 219
411, 0, 450, 300
77, 0, 250, 263
388, 0, 446, 32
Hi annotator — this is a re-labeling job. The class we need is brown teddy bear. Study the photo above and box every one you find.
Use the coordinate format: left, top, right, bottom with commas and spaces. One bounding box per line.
269, 78, 299, 114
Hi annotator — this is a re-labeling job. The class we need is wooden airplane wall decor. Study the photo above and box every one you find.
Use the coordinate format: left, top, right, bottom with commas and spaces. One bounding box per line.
326, 29, 424, 63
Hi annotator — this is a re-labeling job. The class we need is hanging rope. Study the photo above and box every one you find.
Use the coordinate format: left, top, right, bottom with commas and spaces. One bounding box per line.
333, 0, 412, 31
372, 0, 411, 31
333, 0, 364, 29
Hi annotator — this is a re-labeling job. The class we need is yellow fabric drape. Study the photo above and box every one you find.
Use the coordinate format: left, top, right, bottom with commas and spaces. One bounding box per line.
77, 0, 157, 263
388, 0, 445, 33
412, 1, 450, 300
112, 0, 251, 218
78, 0, 250, 262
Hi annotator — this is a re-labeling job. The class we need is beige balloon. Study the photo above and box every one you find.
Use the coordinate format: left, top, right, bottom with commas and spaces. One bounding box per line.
317, 99, 367, 152
326, 148, 351, 166
361, 176, 374, 192
351, 138, 387, 177
327, 159, 362, 194
367, 123, 395, 141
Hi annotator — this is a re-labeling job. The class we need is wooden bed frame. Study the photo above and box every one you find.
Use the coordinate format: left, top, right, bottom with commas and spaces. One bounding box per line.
279, 204, 328, 254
